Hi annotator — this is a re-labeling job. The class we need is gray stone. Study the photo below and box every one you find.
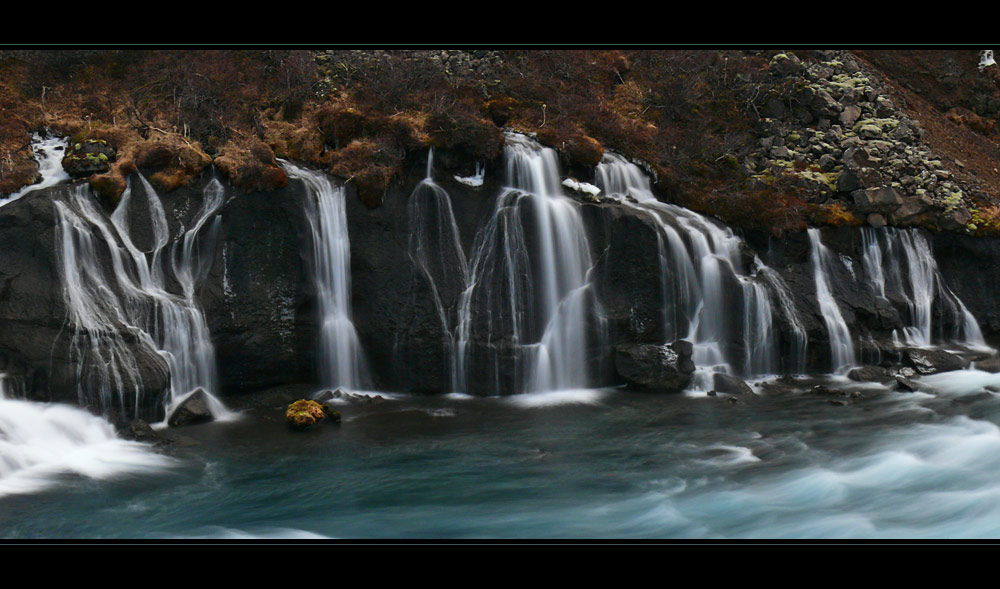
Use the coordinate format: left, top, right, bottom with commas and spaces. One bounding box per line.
839, 105, 862, 127
852, 187, 903, 214
614, 341, 695, 393
847, 365, 895, 383
712, 373, 755, 396
939, 207, 972, 231
902, 348, 971, 375
167, 388, 214, 428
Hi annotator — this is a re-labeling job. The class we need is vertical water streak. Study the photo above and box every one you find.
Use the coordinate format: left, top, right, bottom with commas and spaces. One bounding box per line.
407, 149, 470, 391
860, 227, 986, 348
281, 162, 369, 390
55, 178, 228, 419
808, 228, 856, 373
596, 153, 803, 380
455, 134, 597, 393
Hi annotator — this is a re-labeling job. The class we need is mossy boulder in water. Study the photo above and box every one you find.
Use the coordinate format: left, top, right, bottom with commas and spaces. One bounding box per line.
286, 399, 340, 430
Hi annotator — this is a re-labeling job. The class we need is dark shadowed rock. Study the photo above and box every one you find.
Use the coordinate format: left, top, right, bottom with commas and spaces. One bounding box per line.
614, 341, 694, 392
975, 356, 1000, 373
902, 347, 970, 375
712, 373, 754, 396
894, 375, 919, 392
847, 365, 895, 383
167, 388, 214, 427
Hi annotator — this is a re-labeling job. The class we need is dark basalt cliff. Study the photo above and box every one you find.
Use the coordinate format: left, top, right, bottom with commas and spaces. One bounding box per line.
1, 147, 998, 410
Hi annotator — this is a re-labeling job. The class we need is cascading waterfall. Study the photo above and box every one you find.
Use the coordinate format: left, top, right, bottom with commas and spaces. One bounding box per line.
455, 133, 599, 394
1, 133, 71, 206
861, 227, 985, 349
281, 161, 369, 391
808, 228, 856, 373
54, 176, 229, 420
0, 372, 172, 498
406, 149, 470, 391
595, 153, 807, 382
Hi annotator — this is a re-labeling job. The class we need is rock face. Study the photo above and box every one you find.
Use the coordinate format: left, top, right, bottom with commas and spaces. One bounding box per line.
167, 389, 214, 428
613, 341, 695, 392
2, 145, 1000, 410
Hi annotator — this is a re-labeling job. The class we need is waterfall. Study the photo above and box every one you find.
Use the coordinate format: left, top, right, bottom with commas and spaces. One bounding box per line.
1, 133, 71, 206
455, 133, 599, 394
860, 227, 985, 348
281, 161, 369, 391
54, 177, 229, 420
0, 373, 172, 498
808, 228, 856, 373
407, 149, 470, 391
595, 153, 806, 382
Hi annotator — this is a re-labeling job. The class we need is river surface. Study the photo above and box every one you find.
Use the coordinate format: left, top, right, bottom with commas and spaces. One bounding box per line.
5, 372, 1000, 539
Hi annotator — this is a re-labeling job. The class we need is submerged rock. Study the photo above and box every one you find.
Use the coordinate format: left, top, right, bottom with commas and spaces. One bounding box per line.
614, 340, 695, 393
167, 388, 214, 428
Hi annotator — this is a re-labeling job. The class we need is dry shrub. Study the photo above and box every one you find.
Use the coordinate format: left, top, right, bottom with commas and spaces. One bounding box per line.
214, 138, 288, 193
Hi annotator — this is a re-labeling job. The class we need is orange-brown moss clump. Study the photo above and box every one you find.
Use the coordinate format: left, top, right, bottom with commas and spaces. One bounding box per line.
427, 110, 504, 163
318, 104, 368, 148
807, 202, 863, 228
214, 139, 288, 193
484, 96, 518, 127
286, 399, 328, 430
536, 126, 604, 169
329, 139, 395, 208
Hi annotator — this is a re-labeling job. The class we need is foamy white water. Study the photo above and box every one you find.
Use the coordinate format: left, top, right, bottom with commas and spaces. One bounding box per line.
1, 133, 71, 206
0, 378, 173, 498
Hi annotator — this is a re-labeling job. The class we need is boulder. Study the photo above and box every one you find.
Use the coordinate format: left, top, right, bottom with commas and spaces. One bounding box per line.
939, 207, 972, 231
893, 375, 919, 392
839, 105, 862, 127
286, 399, 339, 430
614, 341, 695, 392
851, 187, 903, 215
902, 347, 970, 375
847, 365, 895, 383
712, 373, 754, 396
975, 356, 1000, 373
167, 388, 214, 428
62, 139, 116, 178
